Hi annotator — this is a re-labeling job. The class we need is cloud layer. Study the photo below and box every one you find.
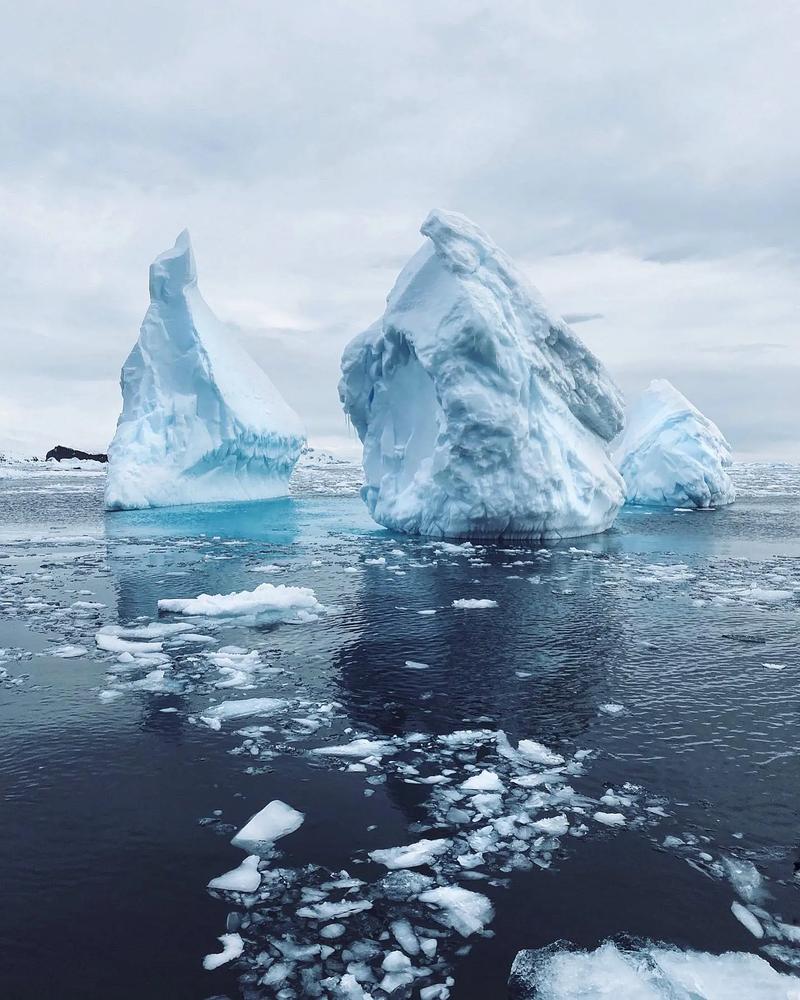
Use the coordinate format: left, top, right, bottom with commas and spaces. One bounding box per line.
1, 1, 798, 457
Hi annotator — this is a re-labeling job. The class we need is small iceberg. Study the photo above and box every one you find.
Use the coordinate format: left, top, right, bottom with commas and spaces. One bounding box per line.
106, 230, 305, 510
615, 378, 735, 508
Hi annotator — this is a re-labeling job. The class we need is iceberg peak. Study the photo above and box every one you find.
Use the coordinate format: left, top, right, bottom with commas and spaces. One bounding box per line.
339, 209, 625, 541
148, 229, 197, 301
615, 378, 735, 508
105, 233, 305, 510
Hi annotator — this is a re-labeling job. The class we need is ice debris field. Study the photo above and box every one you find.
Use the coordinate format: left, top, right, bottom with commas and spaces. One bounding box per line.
1, 459, 800, 997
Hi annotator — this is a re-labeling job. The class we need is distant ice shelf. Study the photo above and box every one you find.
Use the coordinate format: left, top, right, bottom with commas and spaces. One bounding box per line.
339, 209, 625, 541
105, 230, 305, 510
615, 378, 735, 508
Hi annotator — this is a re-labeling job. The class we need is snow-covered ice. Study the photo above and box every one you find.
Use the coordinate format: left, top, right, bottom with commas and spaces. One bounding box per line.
230, 800, 305, 851
339, 209, 625, 541
105, 230, 305, 510
157, 582, 323, 620
508, 940, 798, 999
615, 379, 735, 509
452, 598, 498, 610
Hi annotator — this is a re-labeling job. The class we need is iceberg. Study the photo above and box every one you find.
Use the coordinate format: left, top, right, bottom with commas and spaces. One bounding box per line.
339, 209, 625, 540
615, 379, 735, 508
105, 230, 305, 510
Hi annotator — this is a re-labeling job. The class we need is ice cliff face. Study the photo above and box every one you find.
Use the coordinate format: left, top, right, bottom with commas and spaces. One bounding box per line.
105, 231, 305, 510
339, 210, 626, 540
615, 379, 735, 508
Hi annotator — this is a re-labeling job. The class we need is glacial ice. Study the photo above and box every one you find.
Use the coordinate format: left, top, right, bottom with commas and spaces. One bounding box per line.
508, 940, 799, 999
202, 932, 244, 971
417, 885, 494, 937
369, 838, 451, 870
339, 209, 625, 541
615, 379, 735, 509
105, 230, 305, 510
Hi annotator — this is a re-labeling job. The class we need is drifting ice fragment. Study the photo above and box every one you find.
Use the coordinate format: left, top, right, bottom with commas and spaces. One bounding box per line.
157, 582, 323, 620
615, 379, 735, 509
370, 838, 451, 870
202, 932, 243, 970
106, 230, 305, 510
418, 885, 494, 937
231, 799, 304, 851
208, 854, 262, 893
339, 209, 625, 540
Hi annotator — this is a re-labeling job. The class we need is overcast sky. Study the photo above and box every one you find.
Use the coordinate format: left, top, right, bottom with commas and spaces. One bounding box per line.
1, 1, 798, 458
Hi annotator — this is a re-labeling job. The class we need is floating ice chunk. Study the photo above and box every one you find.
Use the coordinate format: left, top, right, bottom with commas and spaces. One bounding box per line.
208, 854, 261, 893
202, 932, 243, 971
532, 815, 569, 837
461, 770, 505, 793
452, 598, 498, 610
763, 662, 786, 670
721, 855, 765, 904
731, 901, 764, 939
516, 740, 565, 767
391, 918, 420, 956
105, 230, 305, 511
320, 923, 347, 940
593, 811, 626, 827
95, 633, 163, 654
339, 209, 625, 541
230, 800, 304, 851
49, 644, 88, 659
98, 689, 123, 703
741, 587, 794, 605
508, 940, 798, 998
418, 885, 494, 937
296, 899, 373, 920
598, 703, 625, 716
310, 738, 395, 759
615, 379, 735, 509
404, 660, 431, 670
202, 697, 287, 725
157, 582, 324, 620
370, 838, 451, 870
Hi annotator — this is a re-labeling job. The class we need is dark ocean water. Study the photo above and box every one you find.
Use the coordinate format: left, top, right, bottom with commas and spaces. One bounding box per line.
0, 463, 798, 998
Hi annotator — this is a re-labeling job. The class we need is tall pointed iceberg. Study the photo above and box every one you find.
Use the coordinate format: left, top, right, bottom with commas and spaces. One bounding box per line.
339, 210, 626, 541
105, 231, 305, 511
615, 379, 735, 508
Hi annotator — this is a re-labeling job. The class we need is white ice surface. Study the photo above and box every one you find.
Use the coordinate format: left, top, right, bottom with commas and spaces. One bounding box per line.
157, 582, 323, 620
208, 854, 262, 893
520, 940, 799, 999
615, 379, 735, 509
106, 230, 305, 510
202, 932, 244, 971
339, 209, 625, 541
230, 800, 305, 851
417, 885, 494, 937
369, 838, 451, 870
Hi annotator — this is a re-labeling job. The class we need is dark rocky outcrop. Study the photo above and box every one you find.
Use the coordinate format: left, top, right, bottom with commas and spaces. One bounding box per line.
45, 445, 108, 463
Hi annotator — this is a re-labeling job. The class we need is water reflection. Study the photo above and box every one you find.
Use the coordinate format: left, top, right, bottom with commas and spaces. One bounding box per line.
333, 541, 626, 745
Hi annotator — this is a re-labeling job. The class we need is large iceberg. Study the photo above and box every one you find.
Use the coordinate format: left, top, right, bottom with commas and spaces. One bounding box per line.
105, 231, 305, 510
339, 210, 625, 540
615, 379, 735, 508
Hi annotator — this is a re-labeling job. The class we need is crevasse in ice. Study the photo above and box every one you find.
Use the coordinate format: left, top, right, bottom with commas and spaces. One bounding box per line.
105, 231, 305, 510
339, 209, 626, 540
615, 378, 735, 508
